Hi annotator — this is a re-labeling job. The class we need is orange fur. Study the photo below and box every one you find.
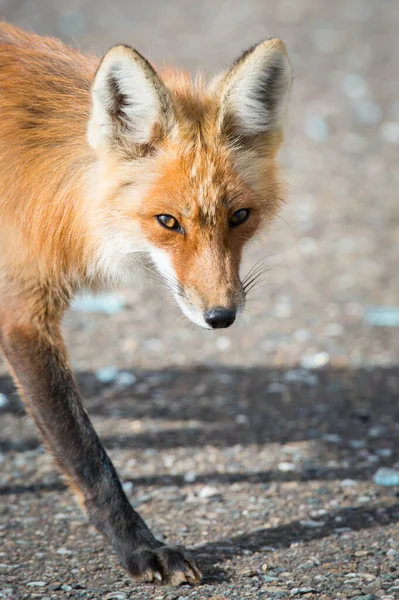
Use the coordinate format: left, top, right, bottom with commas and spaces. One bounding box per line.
0, 22, 289, 325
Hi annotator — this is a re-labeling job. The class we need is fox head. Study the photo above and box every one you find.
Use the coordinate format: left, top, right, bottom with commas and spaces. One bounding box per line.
87, 40, 291, 328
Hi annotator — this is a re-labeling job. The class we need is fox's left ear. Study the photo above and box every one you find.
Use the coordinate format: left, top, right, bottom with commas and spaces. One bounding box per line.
88, 45, 174, 153
213, 39, 292, 138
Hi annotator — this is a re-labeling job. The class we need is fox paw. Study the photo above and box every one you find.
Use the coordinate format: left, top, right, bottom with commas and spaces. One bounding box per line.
126, 544, 202, 586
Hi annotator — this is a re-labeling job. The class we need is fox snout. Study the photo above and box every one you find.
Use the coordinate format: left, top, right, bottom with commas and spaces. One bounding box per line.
203, 307, 236, 329
171, 273, 245, 330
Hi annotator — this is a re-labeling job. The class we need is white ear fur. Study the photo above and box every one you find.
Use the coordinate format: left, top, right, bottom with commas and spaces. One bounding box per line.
216, 39, 292, 136
88, 45, 171, 151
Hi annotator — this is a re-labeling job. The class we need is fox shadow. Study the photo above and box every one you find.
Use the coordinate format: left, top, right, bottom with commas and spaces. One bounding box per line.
1, 363, 398, 454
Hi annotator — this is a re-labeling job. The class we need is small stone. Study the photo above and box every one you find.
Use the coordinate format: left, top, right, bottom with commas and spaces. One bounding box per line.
322, 433, 343, 444
61, 585, 73, 591
0, 393, 8, 408
283, 370, 318, 386
184, 471, 197, 483
365, 306, 399, 326
56, 547, 73, 556
358, 495, 371, 503
267, 383, 288, 394
373, 467, 399, 487
71, 293, 126, 315
291, 588, 316, 596
368, 425, 387, 437
341, 73, 368, 99
116, 371, 137, 386
261, 563, 269, 572
376, 448, 393, 457
340, 478, 357, 487
380, 122, 399, 144
300, 351, 329, 369
300, 519, 326, 528
95, 366, 118, 383
349, 440, 366, 449
278, 462, 296, 472
216, 336, 230, 351
27, 582, 46, 587
354, 100, 382, 125
305, 116, 329, 142
199, 485, 219, 499
122, 481, 134, 494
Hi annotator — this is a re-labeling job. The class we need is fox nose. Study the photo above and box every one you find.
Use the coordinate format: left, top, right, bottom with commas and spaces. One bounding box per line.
204, 307, 236, 329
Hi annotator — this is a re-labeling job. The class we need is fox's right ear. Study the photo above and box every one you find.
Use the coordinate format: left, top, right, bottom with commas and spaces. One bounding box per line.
88, 45, 174, 153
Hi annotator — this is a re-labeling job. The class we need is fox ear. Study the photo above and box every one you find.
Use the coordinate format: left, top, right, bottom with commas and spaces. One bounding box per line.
88, 45, 174, 152
214, 39, 292, 138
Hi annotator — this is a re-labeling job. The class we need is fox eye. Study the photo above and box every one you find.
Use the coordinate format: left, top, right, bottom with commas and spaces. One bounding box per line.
229, 208, 250, 227
156, 214, 183, 232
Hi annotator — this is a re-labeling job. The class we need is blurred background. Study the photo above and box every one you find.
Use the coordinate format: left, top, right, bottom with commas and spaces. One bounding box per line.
1, 0, 397, 370
1, 1, 399, 598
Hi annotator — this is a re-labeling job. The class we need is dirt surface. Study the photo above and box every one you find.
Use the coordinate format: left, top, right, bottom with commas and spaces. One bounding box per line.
1, 1, 399, 599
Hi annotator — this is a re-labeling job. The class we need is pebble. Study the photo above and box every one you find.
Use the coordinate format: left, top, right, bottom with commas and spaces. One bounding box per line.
300, 351, 329, 369
368, 425, 387, 438
341, 73, 368, 99
299, 519, 326, 528
365, 306, 399, 327
267, 383, 288, 394
115, 371, 137, 387
56, 548, 73, 556
0, 393, 8, 408
71, 293, 126, 315
349, 440, 366, 449
199, 485, 219, 499
340, 478, 357, 487
122, 481, 134, 494
373, 467, 399, 486
278, 462, 296, 472
376, 448, 393, 457
290, 588, 316, 596
95, 367, 119, 383
305, 116, 329, 142
354, 100, 382, 125
380, 122, 399, 144
27, 582, 46, 587
283, 370, 318, 386
216, 336, 231, 351
323, 433, 343, 444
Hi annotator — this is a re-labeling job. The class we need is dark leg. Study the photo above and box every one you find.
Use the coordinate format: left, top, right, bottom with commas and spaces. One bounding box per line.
0, 318, 201, 585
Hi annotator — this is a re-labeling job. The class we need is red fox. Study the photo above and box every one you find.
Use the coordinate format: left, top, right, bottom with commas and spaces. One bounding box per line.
0, 22, 291, 585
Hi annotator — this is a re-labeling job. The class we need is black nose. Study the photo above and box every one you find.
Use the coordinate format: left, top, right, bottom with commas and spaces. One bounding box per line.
204, 307, 236, 329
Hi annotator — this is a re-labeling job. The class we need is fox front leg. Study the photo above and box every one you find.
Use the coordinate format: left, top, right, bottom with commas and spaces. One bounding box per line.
0, 317, 201, 585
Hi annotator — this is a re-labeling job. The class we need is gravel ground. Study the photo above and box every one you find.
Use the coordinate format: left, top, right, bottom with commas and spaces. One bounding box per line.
1, 1, 399, 599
